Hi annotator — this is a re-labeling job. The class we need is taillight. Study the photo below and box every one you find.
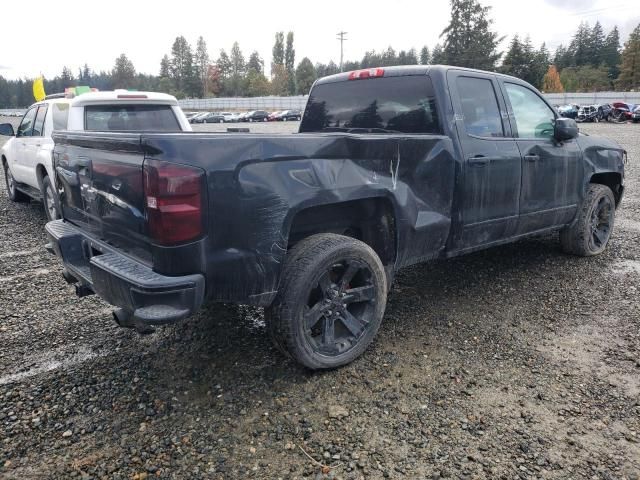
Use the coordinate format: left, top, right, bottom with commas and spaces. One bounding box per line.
143, 159, 205, 246
348, 68, 385, 80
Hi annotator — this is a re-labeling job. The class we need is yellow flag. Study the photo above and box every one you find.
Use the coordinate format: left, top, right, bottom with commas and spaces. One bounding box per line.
33, 77, 46, 102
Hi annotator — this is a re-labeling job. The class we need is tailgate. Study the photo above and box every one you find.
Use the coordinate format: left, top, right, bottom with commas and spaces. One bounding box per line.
53, 132, 151, 262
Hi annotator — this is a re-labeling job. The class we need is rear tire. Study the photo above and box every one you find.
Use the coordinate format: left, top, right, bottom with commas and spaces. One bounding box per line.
560, 184, 616, 256
266, 234, 387, 370
42, 175, 60, 221
3, 162, 29, 202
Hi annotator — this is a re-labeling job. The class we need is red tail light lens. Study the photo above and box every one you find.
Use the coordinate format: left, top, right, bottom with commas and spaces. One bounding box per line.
348, 68, 385, 80
143, 159, 205, 246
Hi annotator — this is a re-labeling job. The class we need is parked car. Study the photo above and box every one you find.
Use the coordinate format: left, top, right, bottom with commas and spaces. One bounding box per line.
192, 112, 225, 124
612, 102, 636, 122
236, 111, 250, 122
188, 112, 209, 123
556, 104, 579, 119
268, 111, 283, 121
279, 109, 302, 121
633, 105, 640, 123
246, 110, 270, 122
45, 65, 625, 370
576, 104, 612, 122
221, 112, 238, 123
0, 89, 190, 220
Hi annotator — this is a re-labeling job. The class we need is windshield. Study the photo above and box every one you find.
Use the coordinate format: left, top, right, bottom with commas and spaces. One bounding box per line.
84, 104, 180, 131
300, 75, 441, 134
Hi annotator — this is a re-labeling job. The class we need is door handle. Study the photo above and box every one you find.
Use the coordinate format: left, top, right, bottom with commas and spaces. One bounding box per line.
468, 155, 490, 167
524, 154, 540, 162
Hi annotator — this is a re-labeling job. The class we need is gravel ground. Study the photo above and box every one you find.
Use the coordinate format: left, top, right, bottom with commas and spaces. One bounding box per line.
0, 119, 639, 480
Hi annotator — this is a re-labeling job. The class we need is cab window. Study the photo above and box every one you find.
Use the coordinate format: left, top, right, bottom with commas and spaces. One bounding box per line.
456, 76, 504, 138
16, 107, 37, 137
32, 105, 48, 137
504, 83, 555, 139
52, 103, 70, 130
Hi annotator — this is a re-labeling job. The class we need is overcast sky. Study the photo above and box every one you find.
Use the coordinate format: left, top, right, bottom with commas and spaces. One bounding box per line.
1, 0, 638, 80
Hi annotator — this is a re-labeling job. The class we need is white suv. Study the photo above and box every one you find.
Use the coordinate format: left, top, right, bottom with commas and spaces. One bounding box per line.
0, 90, 191, 220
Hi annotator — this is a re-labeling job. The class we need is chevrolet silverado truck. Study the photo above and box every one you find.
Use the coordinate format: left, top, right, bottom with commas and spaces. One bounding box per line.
45, 66, 626, 370
0, 90, 190, 220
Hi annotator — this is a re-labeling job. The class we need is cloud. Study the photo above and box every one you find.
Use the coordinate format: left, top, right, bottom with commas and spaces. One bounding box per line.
0, 65, 11, 71
542, 0, 597, 10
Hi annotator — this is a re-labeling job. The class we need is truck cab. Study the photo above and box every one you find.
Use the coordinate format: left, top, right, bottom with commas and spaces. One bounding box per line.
0, 90, 190, 220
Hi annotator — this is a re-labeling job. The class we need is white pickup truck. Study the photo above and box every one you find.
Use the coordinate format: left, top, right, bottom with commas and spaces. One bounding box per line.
0, 90, 191, 220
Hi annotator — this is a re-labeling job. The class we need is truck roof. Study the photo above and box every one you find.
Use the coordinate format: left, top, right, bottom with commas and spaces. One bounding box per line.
69, 90, 179, 107
314, 64, 525, 86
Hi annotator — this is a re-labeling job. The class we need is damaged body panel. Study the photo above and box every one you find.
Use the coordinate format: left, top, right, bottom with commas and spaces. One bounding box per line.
45, 65, 626, 368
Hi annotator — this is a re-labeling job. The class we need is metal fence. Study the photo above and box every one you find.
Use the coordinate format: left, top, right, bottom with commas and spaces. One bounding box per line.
178, 96, 308, 111
543, 92, 640, 105
178, 92, 640, 112
2, 92, 639, 116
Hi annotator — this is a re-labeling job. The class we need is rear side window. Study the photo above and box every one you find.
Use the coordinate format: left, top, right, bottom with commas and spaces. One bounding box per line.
32, 105, 48, 136
301, 75, 441, 134
84, 105, 181, 131
456, 76, 504, 138
52, 103, 70, 130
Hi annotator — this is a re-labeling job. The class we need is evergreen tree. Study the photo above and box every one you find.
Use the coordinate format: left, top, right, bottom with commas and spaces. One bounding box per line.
285, 31, 296, 94
170, 36, 193, 93
617, 23, 640, 91
229, 41, 246, 96
112, 54, 136, 88
602, 26, 621, 80
431, 43, 445, 64
440, 0, 502, 70
194, 36, 210, 97
419, 46, 430, 65
554, 44, 569, 70
568, 22, 591, 67
272, 32, 285, 68
542, 65, 563, 92
245, 69, 271, 96
296, 57, 316, 94
531, 43, 550, 89
160, 55, 171, 78
248, 51, 264, 74
61, 67, 75, 88
589, 21, 605, 67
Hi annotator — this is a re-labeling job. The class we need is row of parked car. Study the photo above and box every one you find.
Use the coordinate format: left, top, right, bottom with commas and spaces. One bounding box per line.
555, 102, 640, 123
186, 109, 302, 124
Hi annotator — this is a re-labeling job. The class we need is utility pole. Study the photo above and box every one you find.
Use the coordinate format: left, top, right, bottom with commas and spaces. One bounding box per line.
336, 31, 348, 72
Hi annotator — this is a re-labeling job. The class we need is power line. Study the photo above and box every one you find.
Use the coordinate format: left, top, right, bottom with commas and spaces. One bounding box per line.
336, 31, 348, 72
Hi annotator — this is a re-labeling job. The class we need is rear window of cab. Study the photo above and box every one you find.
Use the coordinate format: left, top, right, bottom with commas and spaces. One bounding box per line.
300, 75, 441, 134
84, 104, 181, 131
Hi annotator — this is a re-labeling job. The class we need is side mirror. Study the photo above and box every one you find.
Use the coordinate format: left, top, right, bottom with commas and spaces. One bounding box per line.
0, 123, 15, 136
554, 117, 578, 141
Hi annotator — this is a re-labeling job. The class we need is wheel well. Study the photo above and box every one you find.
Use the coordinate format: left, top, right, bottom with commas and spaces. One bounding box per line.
288, 198, 397, 266
1, 155, 6, 167
590, 172, 623, 206
36, 164, 48, 190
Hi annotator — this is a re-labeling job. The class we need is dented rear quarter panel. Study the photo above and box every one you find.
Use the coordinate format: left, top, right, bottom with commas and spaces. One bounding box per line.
142, 132, 458, 304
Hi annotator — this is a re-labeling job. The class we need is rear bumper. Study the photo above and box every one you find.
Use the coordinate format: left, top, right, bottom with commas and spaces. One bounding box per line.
45, 220, 205, 325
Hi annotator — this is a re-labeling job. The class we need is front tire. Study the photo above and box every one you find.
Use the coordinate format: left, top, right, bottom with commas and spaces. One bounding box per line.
3, 162, 29, 202
266, 234, 387, 370
560, 184, 616, 256
42, 176, 60, 221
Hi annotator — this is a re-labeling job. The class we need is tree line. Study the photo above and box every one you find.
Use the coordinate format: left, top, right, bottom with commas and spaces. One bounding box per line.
1, 0, 640, 107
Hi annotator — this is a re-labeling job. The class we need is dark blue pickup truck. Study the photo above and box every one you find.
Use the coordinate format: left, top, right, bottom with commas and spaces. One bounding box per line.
45, 65, 626, 369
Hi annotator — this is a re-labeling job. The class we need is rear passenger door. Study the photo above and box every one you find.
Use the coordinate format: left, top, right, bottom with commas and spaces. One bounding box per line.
499, 81, 582, 233
447, 70, 522, 250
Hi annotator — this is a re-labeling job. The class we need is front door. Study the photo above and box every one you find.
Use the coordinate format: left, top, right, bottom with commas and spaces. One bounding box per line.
447, 71, 522, 250
21, 104, 49, 187
11, 106, 38, 183
500, 81, 582, 233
